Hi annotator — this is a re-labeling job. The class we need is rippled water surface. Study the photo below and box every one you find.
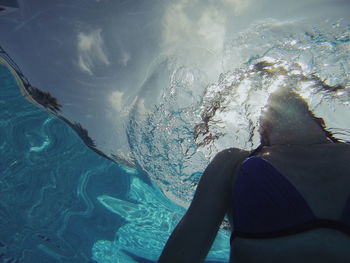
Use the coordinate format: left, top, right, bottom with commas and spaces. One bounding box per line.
0, 64, 229, 262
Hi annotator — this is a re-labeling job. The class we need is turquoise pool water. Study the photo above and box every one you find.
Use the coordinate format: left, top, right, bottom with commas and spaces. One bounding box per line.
0, 64, 230, 262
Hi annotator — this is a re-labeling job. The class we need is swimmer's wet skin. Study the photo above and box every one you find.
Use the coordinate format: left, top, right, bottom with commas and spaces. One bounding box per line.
159, 148, 350, 263
159, 88, 350, 263
159, 151, 350, 263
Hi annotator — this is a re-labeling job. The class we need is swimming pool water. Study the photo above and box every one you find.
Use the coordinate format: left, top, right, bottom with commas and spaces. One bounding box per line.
1, 1, 350, 262
0, 64, 230, 262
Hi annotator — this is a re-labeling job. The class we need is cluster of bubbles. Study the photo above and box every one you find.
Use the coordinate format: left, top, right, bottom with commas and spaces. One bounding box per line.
128, 19, 350, 206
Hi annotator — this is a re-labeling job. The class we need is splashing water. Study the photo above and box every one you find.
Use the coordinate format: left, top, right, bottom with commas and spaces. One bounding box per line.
128, 19, 350, 207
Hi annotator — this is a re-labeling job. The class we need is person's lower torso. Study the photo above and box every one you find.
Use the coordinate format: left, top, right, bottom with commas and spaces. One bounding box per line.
230, 228, 350, 263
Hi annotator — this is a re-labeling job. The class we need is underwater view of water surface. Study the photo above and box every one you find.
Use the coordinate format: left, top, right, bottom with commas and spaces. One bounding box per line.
0, 61, 231, 262
1, 0, 350, 262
